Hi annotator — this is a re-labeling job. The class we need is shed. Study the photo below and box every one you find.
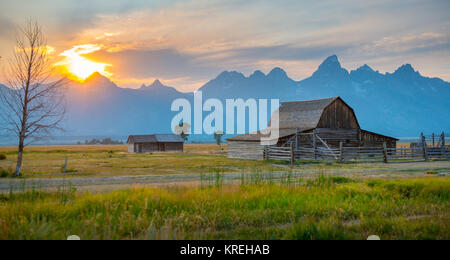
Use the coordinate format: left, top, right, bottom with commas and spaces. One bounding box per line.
127, 134, 184, 153
227, 97, 398, 160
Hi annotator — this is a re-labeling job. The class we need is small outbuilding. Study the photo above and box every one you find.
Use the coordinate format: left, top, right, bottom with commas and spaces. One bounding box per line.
127, 134, 184, 153
227, 97, 398, 160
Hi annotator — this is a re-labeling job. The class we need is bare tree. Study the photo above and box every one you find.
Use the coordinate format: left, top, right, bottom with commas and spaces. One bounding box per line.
0, 20, 66, 176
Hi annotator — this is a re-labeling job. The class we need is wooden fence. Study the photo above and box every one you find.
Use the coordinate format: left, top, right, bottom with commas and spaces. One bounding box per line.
264, 142, 450, 164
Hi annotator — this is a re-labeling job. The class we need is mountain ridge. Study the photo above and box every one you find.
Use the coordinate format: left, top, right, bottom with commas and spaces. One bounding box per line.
1, 56, 449, 138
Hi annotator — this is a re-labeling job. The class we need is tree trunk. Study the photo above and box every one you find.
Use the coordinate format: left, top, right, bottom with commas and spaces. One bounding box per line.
15, 139, 24, 177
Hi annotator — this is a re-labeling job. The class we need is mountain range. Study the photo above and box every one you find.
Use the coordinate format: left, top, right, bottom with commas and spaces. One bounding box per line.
1, 55, 449, 140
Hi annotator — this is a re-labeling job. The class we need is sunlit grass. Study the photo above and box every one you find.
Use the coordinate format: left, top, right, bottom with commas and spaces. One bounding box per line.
0, 177, 448, 240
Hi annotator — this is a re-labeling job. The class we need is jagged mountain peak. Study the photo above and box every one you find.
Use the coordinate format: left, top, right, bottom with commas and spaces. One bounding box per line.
357, 64, 375, 72
84, 72, 106, 82
81, 72, 117, 89
350, 64, 382, 79
138, 79, 182, 96
83, 72, 111, 83
312, 55, 349, 78
216, 70, 246, 80
140, 79, 171, 90
149, 79, 164, 88
393, 64, 419, 75
268, 67, 288, 79
250, 70, 265, 79
322, 54, 340, 65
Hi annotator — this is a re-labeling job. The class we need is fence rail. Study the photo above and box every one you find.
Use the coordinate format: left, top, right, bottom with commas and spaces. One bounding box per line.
264, 144, 450, 164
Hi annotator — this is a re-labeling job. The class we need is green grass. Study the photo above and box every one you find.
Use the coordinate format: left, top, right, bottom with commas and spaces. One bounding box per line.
0, 167, 13, 178
0, 176, 448, 240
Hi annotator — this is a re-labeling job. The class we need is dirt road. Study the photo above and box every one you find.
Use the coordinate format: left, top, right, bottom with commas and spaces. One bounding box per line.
1, 161, 449, 193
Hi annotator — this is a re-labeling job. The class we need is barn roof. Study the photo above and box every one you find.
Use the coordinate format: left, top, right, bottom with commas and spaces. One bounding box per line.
226, 128, 313, 142
275, 96, 358, 129
361, 129, 399, 141
154, 134, 185, 142
228, 97, 360, 142
127, 134, 184, 144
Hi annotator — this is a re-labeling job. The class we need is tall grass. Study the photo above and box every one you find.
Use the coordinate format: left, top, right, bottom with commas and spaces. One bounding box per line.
0, 176, 448, 240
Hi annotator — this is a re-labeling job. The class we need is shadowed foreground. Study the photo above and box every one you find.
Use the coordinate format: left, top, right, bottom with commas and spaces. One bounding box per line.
0, 176, 448, 240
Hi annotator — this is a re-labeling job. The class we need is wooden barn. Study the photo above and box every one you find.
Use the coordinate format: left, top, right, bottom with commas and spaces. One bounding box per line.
227, 97, 398, 160
127, 134, 184, 153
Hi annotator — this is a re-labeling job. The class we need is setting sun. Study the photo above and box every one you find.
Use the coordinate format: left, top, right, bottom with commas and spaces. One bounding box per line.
54, 44, 112, 81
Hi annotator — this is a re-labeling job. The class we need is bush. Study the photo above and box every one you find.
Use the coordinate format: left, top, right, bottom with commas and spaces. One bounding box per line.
0, 167, 12, 178
0, 153, 6, 160
328, 176, 357, 184
306, 175, 356, 187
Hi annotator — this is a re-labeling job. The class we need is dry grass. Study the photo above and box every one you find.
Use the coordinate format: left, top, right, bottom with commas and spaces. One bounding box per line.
0, 144, 448, 183
0, 144, 282, 178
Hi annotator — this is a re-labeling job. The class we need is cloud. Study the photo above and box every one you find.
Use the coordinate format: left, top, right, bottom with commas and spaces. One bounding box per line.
86, 48, 222, 80
362, 32, 450, 56
1, 0, 449, 88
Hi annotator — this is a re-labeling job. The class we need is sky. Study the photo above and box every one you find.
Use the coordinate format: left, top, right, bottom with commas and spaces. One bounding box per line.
0, 0, 449, 92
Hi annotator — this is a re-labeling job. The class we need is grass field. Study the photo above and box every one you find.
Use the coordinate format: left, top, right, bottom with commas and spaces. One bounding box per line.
0, 144, 284, 178
0, 144, 449, 240
0, 176, 448, 240
0, 144, 448, 180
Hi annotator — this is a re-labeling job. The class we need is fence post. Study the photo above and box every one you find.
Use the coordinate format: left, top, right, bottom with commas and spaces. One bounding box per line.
290, 142, 295, 166
442, 132, 446, 158
383, 142, 388, 163
421, 133, 428, 162
296, 127, 299, 151
263, 146, 267, 160
339, 142, 344, 163
313, 130, 317, 160
432, 133, 435, 147
63, 156, 68, 173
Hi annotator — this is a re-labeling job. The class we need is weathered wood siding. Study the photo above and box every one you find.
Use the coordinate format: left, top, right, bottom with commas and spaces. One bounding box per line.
315, 128, 360, 147
278, 128, 395, 150
317, 99, 359, 129
141, 142, 158, 153
227, 141, 265, 160
361, 131, 397, 148
131, 142, 183, 153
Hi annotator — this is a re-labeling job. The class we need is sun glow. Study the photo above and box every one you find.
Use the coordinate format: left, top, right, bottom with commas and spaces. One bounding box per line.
54, 44, 112, 82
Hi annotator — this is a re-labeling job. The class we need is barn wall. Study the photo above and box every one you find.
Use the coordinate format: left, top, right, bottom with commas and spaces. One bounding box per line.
277, 128, 397, 149
228, 141, 265, 160
130, 142, 184, 153
315, 128, 360, 147
361, 132, 397, 148
279, 128, 361, 149
141, 142, 158, 153
128, 144, 135, 153
164, 142, 184, 151
317, 99, 359, 129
